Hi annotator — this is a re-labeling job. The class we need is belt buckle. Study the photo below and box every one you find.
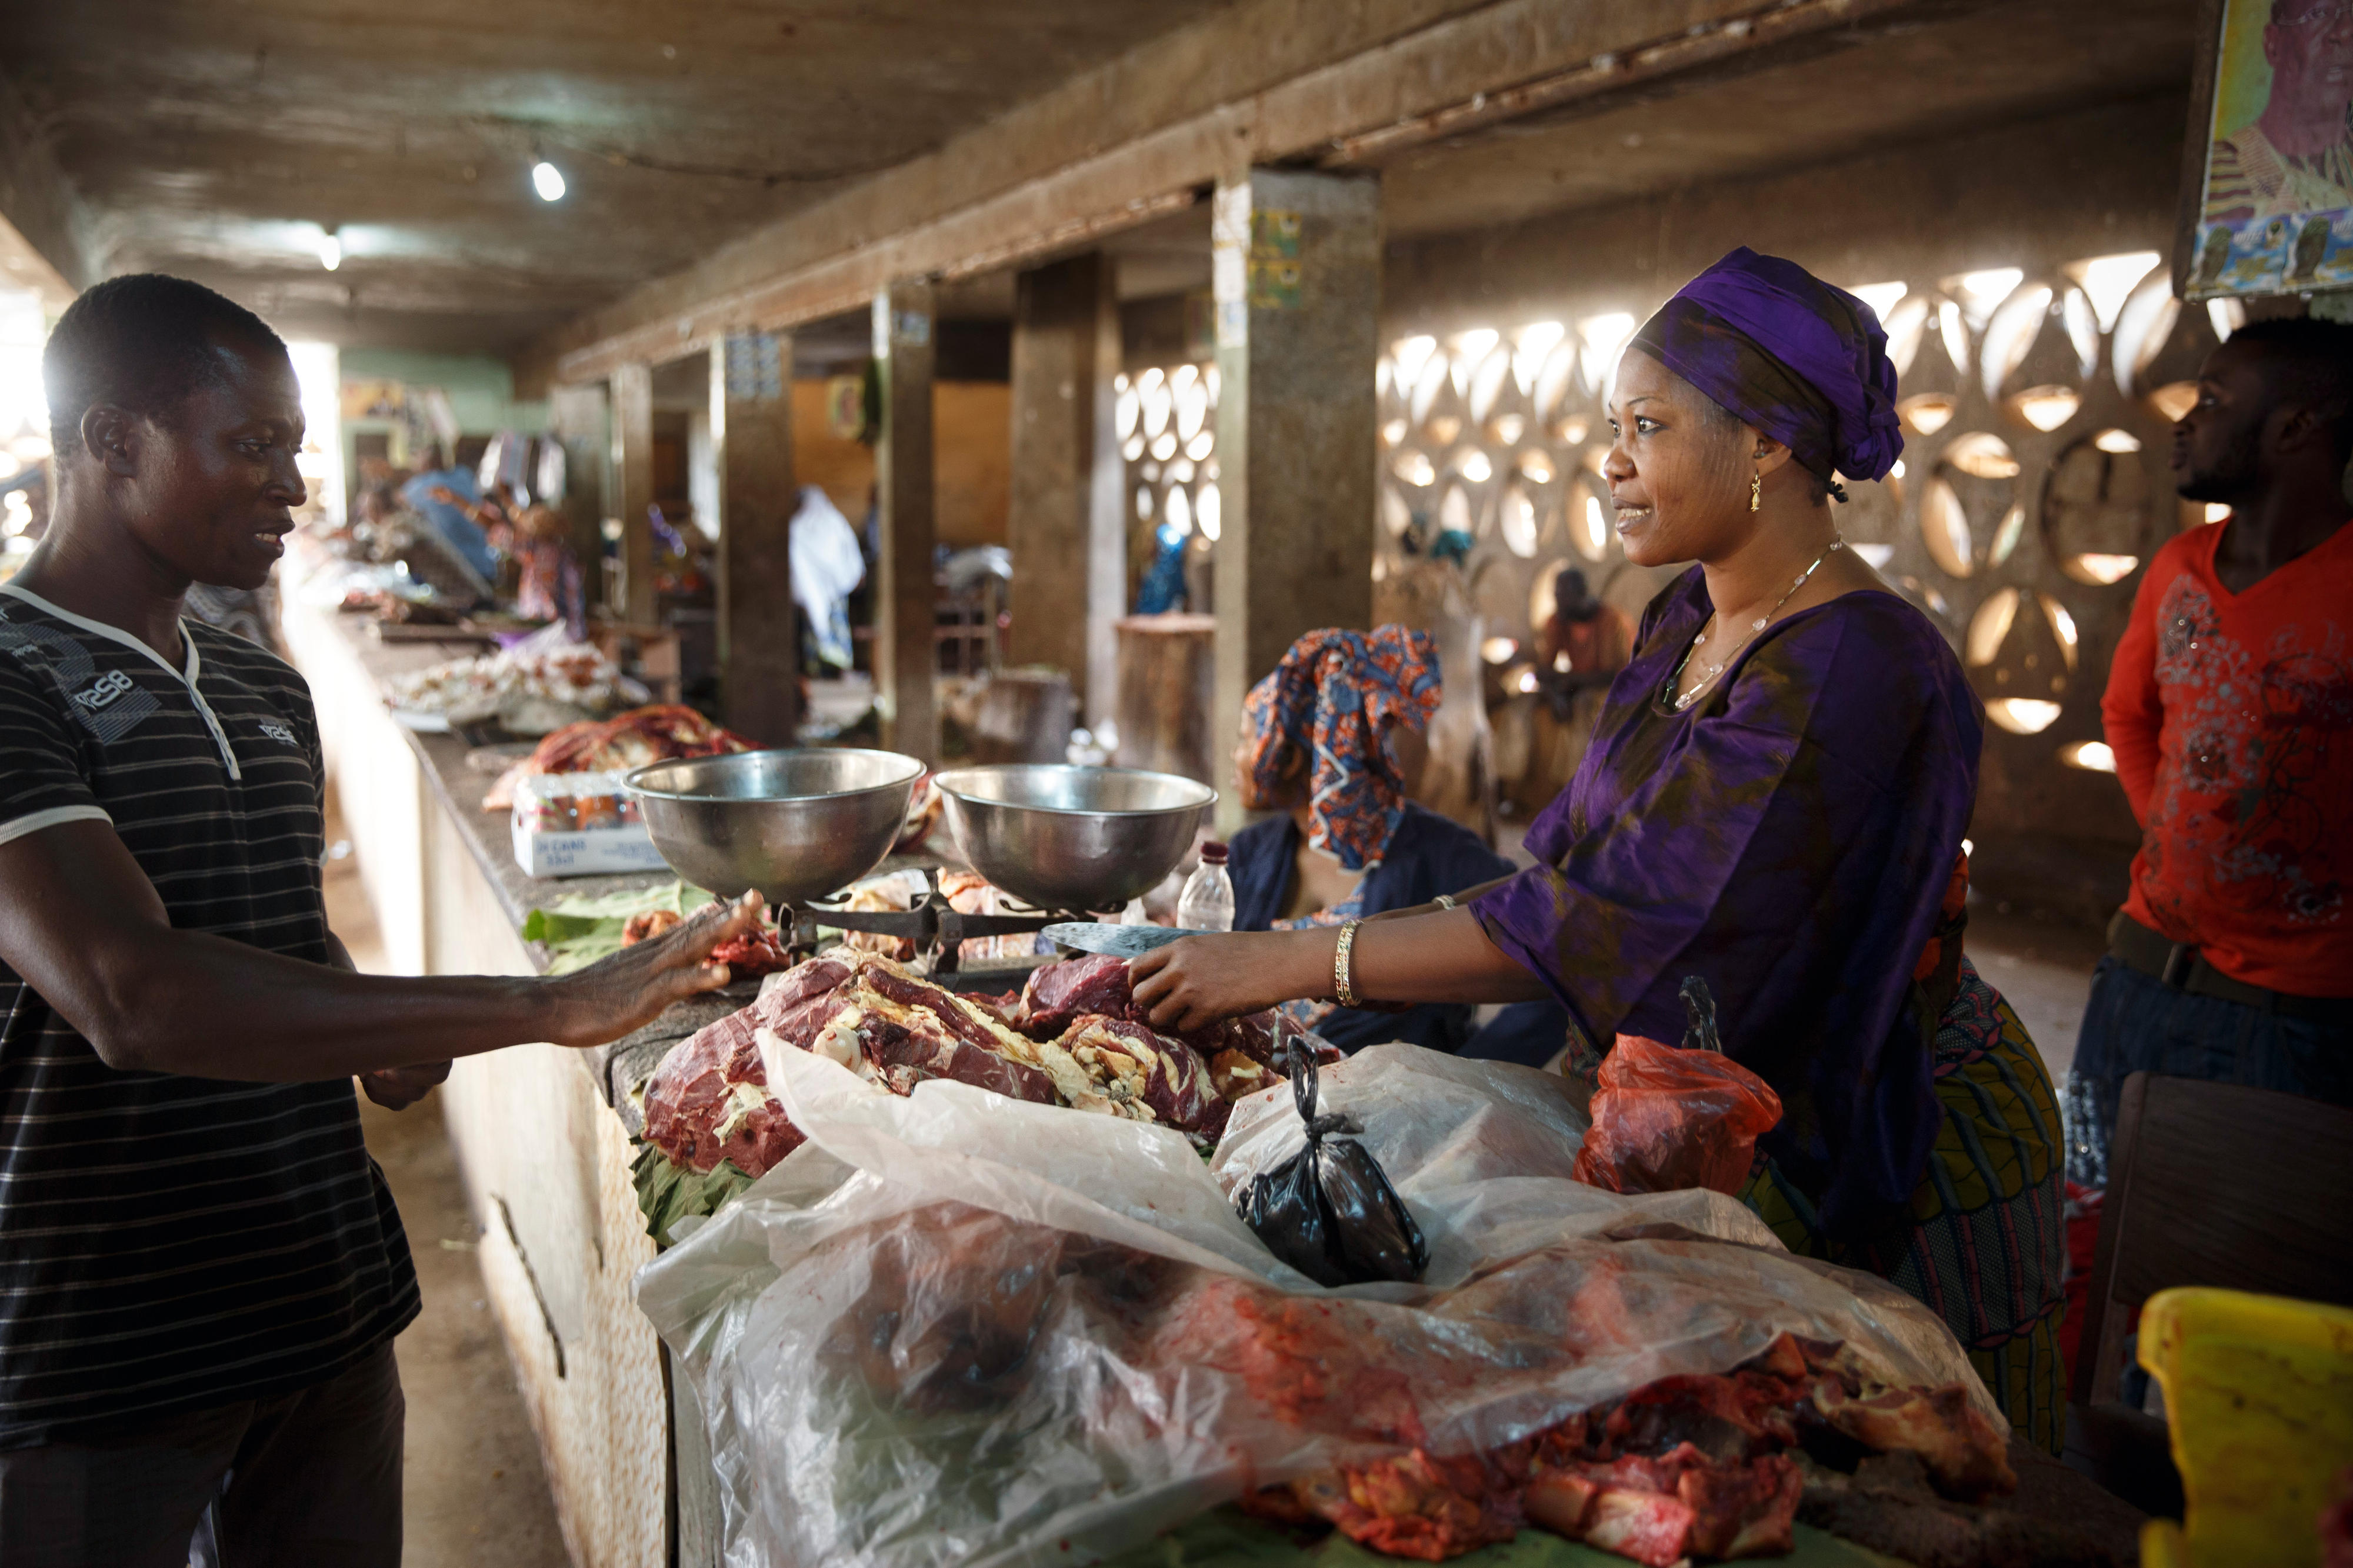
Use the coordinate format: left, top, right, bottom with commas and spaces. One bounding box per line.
2161, 942, 2197, 988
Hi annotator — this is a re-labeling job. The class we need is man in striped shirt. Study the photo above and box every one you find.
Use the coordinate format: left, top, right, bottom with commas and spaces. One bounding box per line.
0, 275, 764, 1567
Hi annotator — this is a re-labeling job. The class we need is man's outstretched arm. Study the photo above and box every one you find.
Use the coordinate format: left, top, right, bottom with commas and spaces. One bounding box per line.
0, 819, 762, 1080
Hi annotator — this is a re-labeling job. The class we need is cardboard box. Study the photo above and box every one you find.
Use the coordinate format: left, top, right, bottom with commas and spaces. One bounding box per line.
511, 770, 669, 878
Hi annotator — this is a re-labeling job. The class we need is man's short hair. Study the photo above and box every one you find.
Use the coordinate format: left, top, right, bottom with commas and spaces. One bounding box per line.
43, 274, 286, 458
2229, 316, 2353, 469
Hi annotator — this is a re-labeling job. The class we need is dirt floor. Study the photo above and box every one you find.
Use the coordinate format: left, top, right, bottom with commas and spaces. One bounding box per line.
324, 828, 574, 1568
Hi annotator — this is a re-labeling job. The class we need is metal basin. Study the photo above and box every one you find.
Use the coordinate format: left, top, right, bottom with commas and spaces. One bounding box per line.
932, 764, 1216, 913
624, 748, 924, 907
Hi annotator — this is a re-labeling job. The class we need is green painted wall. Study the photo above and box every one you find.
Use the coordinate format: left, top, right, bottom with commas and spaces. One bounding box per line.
338, 349, 549, 488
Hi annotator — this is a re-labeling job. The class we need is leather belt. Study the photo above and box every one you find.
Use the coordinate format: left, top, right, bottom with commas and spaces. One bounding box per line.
2107, 912, 2353, 1026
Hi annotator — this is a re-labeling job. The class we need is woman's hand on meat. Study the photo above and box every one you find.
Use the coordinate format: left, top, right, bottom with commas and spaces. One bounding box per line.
546, 892, 768, 1047
1127, 929, 1332, 1036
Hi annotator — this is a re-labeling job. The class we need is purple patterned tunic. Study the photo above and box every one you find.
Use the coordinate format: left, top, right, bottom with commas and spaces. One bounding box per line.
1471, 569, 1981, 1243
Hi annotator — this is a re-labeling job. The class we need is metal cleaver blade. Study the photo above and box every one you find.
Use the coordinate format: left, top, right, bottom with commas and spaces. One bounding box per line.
1040, 922, 1221, 958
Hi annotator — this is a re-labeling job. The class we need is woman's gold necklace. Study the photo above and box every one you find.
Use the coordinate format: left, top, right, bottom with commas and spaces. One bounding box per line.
1665, 536, 1844, 712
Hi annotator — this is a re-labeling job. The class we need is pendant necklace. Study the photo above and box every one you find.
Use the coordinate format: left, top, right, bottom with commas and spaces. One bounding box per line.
1665, 536, 1844, 712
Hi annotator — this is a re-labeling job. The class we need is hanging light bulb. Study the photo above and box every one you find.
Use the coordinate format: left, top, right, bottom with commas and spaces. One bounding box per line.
532, 161, 567, 202
316, 228, 342, 272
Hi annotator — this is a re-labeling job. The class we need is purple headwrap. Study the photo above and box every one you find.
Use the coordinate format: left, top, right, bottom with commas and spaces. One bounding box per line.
1628, 247, 1903, 486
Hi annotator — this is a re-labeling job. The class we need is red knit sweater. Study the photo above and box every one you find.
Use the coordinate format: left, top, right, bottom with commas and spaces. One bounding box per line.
2101, 518, 2353, 997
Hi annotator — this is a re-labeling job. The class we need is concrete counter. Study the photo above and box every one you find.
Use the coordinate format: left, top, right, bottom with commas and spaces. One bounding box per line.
279, 583, 738, 1568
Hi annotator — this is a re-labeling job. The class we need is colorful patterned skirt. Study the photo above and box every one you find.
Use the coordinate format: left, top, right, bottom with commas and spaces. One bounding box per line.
1737, 960, 2069, 1453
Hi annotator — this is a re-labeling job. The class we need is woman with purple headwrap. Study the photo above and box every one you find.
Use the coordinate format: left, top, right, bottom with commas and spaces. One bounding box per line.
1134, 249, 2067, 1449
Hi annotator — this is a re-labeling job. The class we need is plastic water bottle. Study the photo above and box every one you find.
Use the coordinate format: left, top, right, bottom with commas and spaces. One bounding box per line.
1176, 842, 1235, 932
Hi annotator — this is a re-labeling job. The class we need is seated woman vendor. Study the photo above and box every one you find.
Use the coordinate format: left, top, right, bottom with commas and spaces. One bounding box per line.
1133, 248, 2068, 1453
1225, 628, 1567, 1062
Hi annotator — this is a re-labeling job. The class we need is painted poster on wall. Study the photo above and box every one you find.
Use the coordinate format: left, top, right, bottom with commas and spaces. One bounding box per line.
2186, 0, 2353, 298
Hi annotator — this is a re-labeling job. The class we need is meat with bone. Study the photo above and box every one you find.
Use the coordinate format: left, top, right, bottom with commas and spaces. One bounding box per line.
1521, 1446, 1804, 1566
1248, 1330, 2010, 1563
643, 952, 1254, 1178
1016, 953, 1328, 1100
637, 1003, 806, 1178
1056, 1015, 1231, 1140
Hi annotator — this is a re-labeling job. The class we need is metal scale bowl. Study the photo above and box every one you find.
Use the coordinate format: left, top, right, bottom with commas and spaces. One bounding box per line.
624, 748, 924, 906
625, 755, 1215, 975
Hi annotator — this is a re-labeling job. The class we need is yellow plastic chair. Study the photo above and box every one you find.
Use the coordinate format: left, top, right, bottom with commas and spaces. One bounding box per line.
2134, 1287, 2353, 1567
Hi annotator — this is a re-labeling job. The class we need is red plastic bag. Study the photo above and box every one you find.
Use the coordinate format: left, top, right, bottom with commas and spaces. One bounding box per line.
1572, 1030, 1782, 1197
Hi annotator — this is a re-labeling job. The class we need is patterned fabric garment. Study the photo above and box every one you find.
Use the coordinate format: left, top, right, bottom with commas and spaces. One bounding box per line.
2101, 519, 2353, 996
2202, 122, 2353, 226
1237, 626, 1442, 873
1740, 961, 2068, 1454
1625, 246, 1904, 487
1472, 574, 1982, 1245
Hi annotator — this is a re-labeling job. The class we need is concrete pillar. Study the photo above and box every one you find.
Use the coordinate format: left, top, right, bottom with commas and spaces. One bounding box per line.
609, 361, 656, 623
1006, 251, 1125, 723
711, 331, 800, 745
1209, 168, 1381, 828
872, 279, 938, 765
547, 382, 609, 585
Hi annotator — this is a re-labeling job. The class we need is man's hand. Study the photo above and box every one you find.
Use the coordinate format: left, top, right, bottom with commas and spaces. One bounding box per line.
545, 892, 769, 1048
360, 1060, 451, 1110
1127, 928, 1334, 1036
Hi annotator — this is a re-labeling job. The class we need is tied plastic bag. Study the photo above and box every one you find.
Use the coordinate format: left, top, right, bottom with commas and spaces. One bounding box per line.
1571, 976, 1783, 1197
1233, 1045, 1428, 1287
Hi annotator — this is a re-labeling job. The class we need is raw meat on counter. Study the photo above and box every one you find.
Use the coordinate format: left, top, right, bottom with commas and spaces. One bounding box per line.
484, 702, 754, 812
1247, 1329, 2011, 1563
639, 951, 1270, 1182
637, 950, 1329, 1189
1016, 951, 1324, 1100
828, 869, 1039, 964
526, 702, 751, 775
619, 906, 794, 978
386, 643, 622, 725
636, 1040, 2037, 1568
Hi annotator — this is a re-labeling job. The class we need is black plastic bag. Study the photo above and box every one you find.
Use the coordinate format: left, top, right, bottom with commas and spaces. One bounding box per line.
1234, 1044, 1429, 1287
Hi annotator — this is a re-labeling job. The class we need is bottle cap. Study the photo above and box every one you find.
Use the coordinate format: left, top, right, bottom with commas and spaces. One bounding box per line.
1200, 840, 1229, 865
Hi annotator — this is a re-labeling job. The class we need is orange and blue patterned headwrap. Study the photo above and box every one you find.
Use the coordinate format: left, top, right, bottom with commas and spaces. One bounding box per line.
1628, 246, 1903, 488
1240, 626, 1442, 872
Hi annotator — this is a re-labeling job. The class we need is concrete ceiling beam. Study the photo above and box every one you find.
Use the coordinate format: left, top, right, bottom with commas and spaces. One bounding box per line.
0, 71, 96, 310
525, 0, 1983, 393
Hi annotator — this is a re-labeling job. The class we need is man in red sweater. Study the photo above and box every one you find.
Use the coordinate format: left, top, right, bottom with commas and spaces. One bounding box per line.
2067, 316, 2353, 1185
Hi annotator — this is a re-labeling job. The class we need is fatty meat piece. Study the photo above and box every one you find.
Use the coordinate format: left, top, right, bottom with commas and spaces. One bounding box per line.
1250, 1330, 2005, 1563
1288, 1450, 1526, 1563
1522, 1447, 1804, 1566
1016, 953, 1323, 1099
644, 949, 1334, 1185
639, 954, 881, 1176
1056, 1015, 1231, 1139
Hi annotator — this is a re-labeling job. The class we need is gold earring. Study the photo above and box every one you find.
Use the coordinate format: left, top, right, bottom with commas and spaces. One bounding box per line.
1749, 472, 1762, 512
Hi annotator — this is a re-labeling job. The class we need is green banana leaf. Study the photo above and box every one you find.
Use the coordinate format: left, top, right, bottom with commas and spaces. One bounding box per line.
522, 880, 715, 975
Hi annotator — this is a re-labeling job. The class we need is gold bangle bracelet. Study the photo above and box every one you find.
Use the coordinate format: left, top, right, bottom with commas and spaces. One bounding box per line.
1334, 919, 1364, 1009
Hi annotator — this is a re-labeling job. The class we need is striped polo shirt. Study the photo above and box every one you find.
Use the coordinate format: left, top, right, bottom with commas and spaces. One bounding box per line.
0, 582, 418, 1445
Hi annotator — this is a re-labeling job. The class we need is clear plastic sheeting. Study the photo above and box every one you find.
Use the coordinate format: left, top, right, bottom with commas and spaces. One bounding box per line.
636, 1043, 2001, 1568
